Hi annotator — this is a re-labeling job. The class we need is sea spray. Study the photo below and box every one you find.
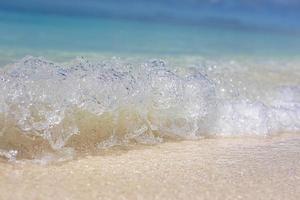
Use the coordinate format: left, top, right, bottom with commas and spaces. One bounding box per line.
0, 56, 299, 160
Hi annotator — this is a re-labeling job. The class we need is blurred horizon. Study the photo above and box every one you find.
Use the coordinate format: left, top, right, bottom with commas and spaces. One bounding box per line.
1, 0, 300, 32
0, 0, 300, 64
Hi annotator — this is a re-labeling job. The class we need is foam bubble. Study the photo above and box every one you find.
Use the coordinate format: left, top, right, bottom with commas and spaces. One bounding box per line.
0, 56, 299, 160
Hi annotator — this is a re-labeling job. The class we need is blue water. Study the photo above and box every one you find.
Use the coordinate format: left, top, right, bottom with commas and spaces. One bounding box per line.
1, 1, 300, 160
0, 1, 300, 64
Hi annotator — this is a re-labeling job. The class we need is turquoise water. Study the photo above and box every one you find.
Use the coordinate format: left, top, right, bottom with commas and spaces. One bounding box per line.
0, 2, 300, 161
0, 9, 300, 65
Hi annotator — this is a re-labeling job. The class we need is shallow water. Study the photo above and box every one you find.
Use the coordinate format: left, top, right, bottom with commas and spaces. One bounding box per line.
0, 55, 299, 161
0, 2, 300, 162
1, 8, 300, 66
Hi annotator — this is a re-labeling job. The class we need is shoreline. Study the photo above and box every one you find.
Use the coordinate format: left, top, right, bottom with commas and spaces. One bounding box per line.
1, 133, 300, 200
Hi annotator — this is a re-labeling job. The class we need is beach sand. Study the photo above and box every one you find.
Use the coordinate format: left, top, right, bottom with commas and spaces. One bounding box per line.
0, 134, 300, 200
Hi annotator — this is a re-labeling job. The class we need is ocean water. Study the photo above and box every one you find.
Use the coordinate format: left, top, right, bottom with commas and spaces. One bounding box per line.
0, 1, 299, 161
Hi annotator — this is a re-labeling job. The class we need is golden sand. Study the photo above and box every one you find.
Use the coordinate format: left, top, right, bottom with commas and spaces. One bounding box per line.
1, 134, 300, 200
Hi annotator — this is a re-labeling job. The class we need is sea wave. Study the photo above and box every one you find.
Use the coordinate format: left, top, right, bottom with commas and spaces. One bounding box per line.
0, 56, 299, 161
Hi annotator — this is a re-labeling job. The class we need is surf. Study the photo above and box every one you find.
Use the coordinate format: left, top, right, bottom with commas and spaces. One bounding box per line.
0, 56, 299, 161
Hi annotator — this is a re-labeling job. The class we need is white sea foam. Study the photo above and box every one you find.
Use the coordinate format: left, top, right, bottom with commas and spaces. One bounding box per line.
0, 56, 299, 160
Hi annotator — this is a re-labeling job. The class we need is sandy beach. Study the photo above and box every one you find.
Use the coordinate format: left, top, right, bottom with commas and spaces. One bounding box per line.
0, 134, 299, 200
1, 1, 300, 199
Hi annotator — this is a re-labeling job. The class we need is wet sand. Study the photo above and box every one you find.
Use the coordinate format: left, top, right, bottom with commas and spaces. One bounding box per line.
1, 134, 300, 200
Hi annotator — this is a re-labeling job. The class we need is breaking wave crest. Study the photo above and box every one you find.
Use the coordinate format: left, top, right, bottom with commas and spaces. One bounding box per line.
0, 56, 299, 161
